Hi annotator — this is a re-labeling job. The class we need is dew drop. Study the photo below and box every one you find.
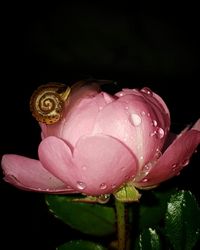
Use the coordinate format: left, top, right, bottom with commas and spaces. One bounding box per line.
172, 164, 177, 172
141, 178, 148, 183
131, 113, 142, 126
141, 87, 153, 96
141, 111, 146, 116
152, 120, 158, 127
125, 175, 129, 180
181, 159, 189, 167
111, 184, 117, 189
82, 165, 87, 171
97, 194, 110, 204
100, 183, 107, 190
77, 181, 86, 190
147, 113, 150, 117
99, 106, 103, 110
125, 106, 129, 110
155, 149, 162, 159
140, 156, 144, 160
157, 127, 165, 138
150, 131, 157, 137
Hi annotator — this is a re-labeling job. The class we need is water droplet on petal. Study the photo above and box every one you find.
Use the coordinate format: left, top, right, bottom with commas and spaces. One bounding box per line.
99, 106, 103, 110
141, 87, 153, 96
140, 156, 144, 160
125, 106, 129, 110
82, 165, 87, 171
155, 149, 162, 159
77, 181, 87, 190
147, 113, 150, 117
157, 127, 165, 138
141, 111, 146, 116
131, 113, 142, 126
181, 159, 189, 167
150, 131, 157, 137
111, 184, 117, 189
152, 120, 158, 127
141, 178, 148, 183
142, 162, 153, 176
172, 164, 177, 172
100, 183, 107, 190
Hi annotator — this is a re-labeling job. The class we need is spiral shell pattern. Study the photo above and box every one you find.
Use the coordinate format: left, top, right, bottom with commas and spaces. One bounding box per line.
30, 83, 68, 125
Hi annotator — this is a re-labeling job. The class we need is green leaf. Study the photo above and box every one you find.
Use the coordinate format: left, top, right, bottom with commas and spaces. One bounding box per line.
139, 189, 174, 230
57, 240, 107, 250
135, 228, 162, 250
46, 195, 116, 236
165, 190, 200, 250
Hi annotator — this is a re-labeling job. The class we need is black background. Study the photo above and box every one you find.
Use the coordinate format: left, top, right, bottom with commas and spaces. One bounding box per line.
1, 2, 199, 250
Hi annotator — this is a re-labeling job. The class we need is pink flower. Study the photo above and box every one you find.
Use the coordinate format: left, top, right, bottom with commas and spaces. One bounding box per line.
1, 83, 200, 196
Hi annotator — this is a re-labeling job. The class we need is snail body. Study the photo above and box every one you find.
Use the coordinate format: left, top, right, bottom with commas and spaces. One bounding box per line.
30, 83, 71, 125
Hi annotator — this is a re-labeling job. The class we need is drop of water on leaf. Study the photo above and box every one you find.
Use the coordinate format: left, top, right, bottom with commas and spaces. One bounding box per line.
141, 87, 153, 96
100, 183, 107, 189
77, 181, 87, 190
131, 113, 142, 126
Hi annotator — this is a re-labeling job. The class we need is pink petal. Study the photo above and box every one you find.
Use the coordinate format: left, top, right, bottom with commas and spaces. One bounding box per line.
93, 93, 168, 168
38, 135, 138, 196
40, 81, 101, 140
136, 127, 200, 187
115, 88, 170, 130
41, 93, 113, 147
1, 154, 76, 193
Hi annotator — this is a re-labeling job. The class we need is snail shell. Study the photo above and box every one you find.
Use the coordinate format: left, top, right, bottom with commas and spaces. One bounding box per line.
30, 83, 71, 125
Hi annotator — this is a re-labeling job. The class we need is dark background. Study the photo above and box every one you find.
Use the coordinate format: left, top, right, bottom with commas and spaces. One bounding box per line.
1, 2, 199, 250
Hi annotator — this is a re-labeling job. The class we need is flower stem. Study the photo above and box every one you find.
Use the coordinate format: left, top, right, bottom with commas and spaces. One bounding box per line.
115, 199, 126, 250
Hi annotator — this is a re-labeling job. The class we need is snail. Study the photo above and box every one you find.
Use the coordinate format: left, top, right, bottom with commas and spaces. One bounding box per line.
30, 79, 117, 125
30, 82, 71, 125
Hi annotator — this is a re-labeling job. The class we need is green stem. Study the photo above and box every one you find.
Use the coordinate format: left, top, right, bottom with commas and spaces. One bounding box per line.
115, 199, 126, 250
